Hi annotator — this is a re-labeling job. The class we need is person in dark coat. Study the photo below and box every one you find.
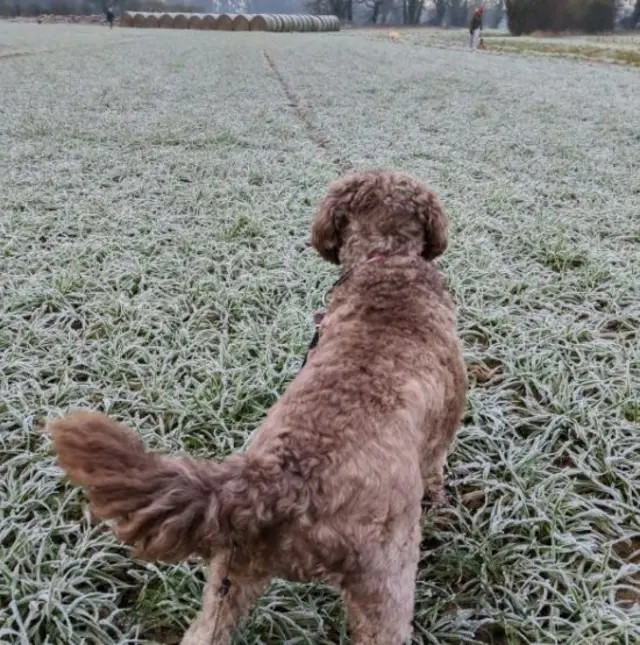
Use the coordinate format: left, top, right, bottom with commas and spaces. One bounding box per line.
470, 6, 484, 49
106, 6, 115, 29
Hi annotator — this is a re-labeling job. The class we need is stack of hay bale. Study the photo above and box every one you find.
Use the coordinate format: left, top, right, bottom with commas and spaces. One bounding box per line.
119, 12, 340, 32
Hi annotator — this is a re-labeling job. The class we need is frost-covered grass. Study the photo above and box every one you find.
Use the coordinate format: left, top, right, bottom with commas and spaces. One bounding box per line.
1, 23, 639, 645
364, 26, 640, 65
0, 22, 154, 57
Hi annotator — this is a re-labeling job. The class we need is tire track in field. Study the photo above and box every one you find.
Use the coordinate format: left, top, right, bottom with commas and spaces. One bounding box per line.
0, 50, 54, 61
262, 49, 353, 176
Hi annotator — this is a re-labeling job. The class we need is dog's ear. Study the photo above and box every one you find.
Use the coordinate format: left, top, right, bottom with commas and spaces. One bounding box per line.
310, 177, 355, 265
413, 185, 448, 261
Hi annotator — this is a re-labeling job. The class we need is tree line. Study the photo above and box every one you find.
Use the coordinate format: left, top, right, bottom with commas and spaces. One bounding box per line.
1, 0, 638, 32
306, 0, 505, 25
505, 0, 638, 34
308, 0, 638, 30
0, 0, 203, 16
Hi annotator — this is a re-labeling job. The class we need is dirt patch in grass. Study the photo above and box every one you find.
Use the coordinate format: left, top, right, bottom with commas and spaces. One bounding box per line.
486, 38, 640, 67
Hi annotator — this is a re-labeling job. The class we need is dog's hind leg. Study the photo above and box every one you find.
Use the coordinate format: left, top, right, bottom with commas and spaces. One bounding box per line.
342, 527, 420, 645
180, 550, 267, 645
420, 446, 449, 508
421, 386, 466, 509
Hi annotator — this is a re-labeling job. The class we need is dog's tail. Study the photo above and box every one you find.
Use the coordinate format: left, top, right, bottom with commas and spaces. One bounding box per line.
50, 412, 304, 562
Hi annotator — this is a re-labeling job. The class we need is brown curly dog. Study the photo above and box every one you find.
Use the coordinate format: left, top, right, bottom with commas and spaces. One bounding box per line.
50, 170, 467, 645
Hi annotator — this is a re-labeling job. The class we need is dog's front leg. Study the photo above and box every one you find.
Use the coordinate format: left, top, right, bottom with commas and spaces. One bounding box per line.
181, 550, 266, 645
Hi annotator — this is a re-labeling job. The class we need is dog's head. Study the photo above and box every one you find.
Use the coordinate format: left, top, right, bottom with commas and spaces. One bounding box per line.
311, 170, 447, 267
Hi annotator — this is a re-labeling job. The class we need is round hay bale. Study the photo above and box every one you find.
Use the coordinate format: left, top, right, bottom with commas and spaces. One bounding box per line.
120, 11, 133, 27
278, 14, 293, 31
288, 14, 301, 31
146, 14, 159, 28
271, 14, 286, 31
309, 15, 322, 31
286, 15, 296, 31
131, 12, 146, 28
317, 15, 331, 31
299, 15, 312, 31
187, 14, 203, 29
327, 15, 340, 31
232, 14, 251, 31
171, 13, 188, 29
200, 14, 218, 30
217, 13, 235, 30
249, 14, 270, 31
158, 13, 173, 28
269, 14, 283, 30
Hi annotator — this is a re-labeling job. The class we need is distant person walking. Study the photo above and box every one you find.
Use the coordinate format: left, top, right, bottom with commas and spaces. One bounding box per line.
106, 6, 115, 29
470, 6, 484, 50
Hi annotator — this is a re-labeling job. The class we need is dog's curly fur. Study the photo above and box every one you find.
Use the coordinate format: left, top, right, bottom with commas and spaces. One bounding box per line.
50, 170, 467, 645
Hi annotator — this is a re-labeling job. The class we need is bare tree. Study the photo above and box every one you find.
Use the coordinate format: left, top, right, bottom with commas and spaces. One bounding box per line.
447, 0, 468, 26
307, 0, 353, 19
378, 0, 396, 22
505, 0, 618, 35
253, 0, 308, 12
630, 0, 640, 28
488, 0, 505, 28
431, 0, 447, 24
358, 0, 383, 22
402, 0, 424, 23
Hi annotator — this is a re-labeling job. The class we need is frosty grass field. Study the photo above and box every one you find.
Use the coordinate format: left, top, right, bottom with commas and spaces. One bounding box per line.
1, 21, 639, 645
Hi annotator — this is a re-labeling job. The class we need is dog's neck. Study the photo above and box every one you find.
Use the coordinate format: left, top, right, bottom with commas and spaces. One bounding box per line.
336, 252, 389, 287
342, 249, 418, 273
338, 232, 425, 272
